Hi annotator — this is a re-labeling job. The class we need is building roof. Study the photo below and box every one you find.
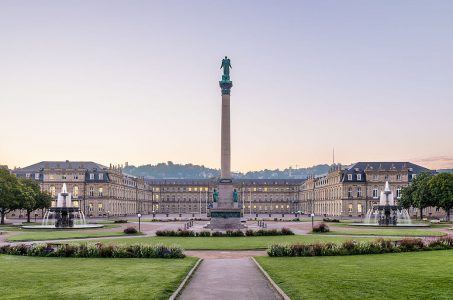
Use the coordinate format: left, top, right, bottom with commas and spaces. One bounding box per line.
342, 161, 432, 183
347, 162, 430, 173
15, 161, 107, 173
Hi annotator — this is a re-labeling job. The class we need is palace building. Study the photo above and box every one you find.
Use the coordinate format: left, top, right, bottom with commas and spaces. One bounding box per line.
148, 179, 302, 216
299, 162, 438, 218
12, 161, 152, 218
10, 160, 439, 218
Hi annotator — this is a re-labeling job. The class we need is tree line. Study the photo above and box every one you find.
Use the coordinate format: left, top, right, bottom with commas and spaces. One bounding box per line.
0, 168, 52, 224
400, 172, 453, 221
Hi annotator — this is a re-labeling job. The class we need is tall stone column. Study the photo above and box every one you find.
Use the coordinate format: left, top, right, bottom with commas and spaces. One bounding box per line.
206, 56, 244, 230
220, 84, 232, 180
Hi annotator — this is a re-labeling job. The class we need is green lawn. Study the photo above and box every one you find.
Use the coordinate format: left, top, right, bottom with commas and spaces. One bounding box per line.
85, 235, 395, 250
0, 255, 197, 299
256, 250, 453, 300
7, 230, 130, 242
323, 228, 445, 237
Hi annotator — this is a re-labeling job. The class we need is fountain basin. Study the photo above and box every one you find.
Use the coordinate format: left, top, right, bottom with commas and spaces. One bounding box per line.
350, 223, 430, 228
21, 224, 104, 230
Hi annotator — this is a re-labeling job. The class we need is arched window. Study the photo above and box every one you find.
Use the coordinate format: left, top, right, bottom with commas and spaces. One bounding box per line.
50, 186, 56, 197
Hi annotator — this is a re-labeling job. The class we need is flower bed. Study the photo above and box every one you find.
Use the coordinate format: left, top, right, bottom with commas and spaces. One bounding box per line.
155, 228, 294, 237
267, 236, 453, 257
0, 243, 185, 259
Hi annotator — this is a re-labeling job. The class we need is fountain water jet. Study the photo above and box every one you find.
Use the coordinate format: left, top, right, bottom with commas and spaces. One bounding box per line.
22, 184, 103, 229
353, 181, 428, 227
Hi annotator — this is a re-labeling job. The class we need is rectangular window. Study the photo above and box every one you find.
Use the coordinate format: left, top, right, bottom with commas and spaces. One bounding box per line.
35, 173, 40, 180
396, 174, 401, 181
98, 187, 103, 197
26, 173, 30, 178
372, 189, 379, 198
373, 174, 378, 180
357, 203, 362, 213
90, 173, 94, 180
357, 187, 362, 197
98, 173, 103, 180
348, 174, 352, 181
397, 188, 402, 199
348, 204, 353, 213
357, 174, 362, 180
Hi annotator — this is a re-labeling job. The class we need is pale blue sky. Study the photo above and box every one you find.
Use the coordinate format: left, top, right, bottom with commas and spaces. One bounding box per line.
1, 1, 452, 170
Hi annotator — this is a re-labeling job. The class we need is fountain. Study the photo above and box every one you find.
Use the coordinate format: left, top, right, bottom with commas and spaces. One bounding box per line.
352, 181, 428, 227
22, 184, 103, 229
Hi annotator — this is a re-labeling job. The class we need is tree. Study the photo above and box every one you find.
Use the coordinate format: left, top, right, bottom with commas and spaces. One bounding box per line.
35, 191, 52, 217
19, 178, 40, 223
429, 173, 453, 221
413, 172, 435, 219
400, 183, 415, 209
400, 172, 433, 219
0, 169, 20, 224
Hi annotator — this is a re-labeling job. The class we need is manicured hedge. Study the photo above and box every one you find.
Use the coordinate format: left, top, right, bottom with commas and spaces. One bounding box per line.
0, 243, 185, 259
312, 223, 330, 233
267, 236, 453, 257
155, 228, 294, 237
323, 218, 340, 223
123, 227, 138, 234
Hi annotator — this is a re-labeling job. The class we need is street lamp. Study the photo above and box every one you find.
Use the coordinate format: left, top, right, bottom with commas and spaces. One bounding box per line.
137, 213, 142, 232
310, 213, 315, 230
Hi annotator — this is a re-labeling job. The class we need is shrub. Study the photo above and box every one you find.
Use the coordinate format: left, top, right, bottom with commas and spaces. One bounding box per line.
114, 219, 128, 223
0, 243, 185, 259
154, 228, 294, 237
268, 244, 290, 257
226, 230, 244, 237
123, 227, 138, 234
428, 236, 453, 250
281, 228, 294, 235
196, 231, 211, 237
399, 238, 425, 252
323, 218, 340, 223
266, 236, 453, 257
312, 223, 330, 233
245, 229, 254, 236
177, 230, 195, 237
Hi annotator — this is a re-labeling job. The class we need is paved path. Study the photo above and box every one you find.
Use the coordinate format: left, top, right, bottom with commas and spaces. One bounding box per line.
178, 251, 282, 300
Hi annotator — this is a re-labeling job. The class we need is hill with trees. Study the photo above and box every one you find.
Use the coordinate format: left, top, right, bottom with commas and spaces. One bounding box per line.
123, 161, 331, 179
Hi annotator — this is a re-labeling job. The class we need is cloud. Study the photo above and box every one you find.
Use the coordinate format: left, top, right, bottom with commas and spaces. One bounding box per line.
411, 156, 453, 169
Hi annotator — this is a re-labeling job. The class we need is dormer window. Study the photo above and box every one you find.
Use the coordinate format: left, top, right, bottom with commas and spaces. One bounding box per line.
89, 173, 94, 180
99, 173, 104, 180
34, 173, 39, 180
348, 174, 352, 181
357, 174, 362, 180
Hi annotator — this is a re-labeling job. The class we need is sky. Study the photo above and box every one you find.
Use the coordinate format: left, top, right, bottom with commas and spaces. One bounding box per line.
0, 0, 452, 171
